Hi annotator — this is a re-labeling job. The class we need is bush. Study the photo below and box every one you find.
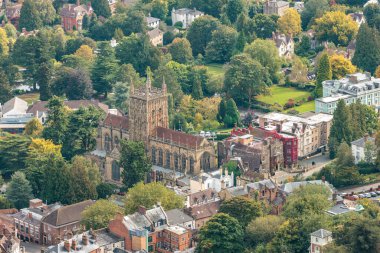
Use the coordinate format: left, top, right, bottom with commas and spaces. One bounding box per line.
283, 99, 295, 109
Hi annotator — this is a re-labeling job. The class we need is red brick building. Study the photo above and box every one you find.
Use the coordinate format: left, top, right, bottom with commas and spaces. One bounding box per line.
108, 206, 192, 252
60, 1, 93, 31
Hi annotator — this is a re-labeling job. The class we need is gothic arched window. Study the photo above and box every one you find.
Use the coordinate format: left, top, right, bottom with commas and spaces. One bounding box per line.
166, 151, 171, 169
174, 153, 179, 171
104, 133, 111, 152
181, 155, 187, 172
112, 160, 120, 181
200, 152, 211, 172
151, 147, 156, 165
189, 157, 194, 174
158, 149, 163, 166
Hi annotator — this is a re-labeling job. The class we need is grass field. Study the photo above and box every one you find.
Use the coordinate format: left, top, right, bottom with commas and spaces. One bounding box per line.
256, 86, 311, 106
205, 63, 225, 79
18, 93, 40, 105
285, 101, 315, 113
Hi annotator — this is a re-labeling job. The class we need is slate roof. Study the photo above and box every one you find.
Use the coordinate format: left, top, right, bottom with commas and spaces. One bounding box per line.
187, 200, 220, 220
27, 100, 109, 115
166, 209, 193, 225
152, 127, 206, 149
173, 8, 203, 16
146, 16, 160, 24
351, 136, 375, 148
188, 189, 218, 206
311, 229, 332, 239
60, 4, 92, 18
42, 200, 94, 227
246, 179, 277, 192
122, 206, 166, 230
147, 28, 163, 39
103, 113, 129, 130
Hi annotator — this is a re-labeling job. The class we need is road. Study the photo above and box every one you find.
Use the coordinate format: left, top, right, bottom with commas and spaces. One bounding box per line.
338, 182, 380, 194
21, 242, 42, 253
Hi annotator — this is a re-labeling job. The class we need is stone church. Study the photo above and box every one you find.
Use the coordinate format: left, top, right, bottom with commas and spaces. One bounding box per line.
90, 78, 217, 185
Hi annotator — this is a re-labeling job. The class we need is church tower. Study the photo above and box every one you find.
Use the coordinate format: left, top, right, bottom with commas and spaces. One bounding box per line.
128, 77, 169, 143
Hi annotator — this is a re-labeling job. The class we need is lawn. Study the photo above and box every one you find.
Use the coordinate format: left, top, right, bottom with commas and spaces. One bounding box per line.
285, 101, 315, 113
256, 86, 311, 106
18, 92, 40, 105
204, 63, 225, 79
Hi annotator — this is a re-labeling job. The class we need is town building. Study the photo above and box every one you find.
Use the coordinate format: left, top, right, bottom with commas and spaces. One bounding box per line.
189, 169, 234, 193
146, 16, 160, 29
263, 0, 289, 16
165, 209, 195, 230
349, 12, 365, 26
316, 73, 380, 114
41, 200, 94, 245
13, 199, 61, 244
5, 3, 21, 28
272, 32, 294, 58
147, 28, 163, 46
259, 112, 333, 158
171, 8, 204, 29
108, 205, 192, 252
60, 1, 93, 31
0, 97, 28, 118
91, 78, 217, 185
294, 2, 305, 12
351, 135, 376, 164
45, 229, 124, 253
0, 224, 21, 253
108, 0, 117, 13
309, 229, 333, 253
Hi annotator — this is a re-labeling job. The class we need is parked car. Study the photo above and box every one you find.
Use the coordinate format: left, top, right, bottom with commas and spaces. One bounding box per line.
352, 195, 359, 200
370, 192, 377, 197
376, 191, 380, 195
365, 193, 372, 198
358, 194, 365, 198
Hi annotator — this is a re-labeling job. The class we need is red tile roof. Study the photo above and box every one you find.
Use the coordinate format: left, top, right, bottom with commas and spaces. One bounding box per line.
152, 127, 206, 149
103, 113, 129, 130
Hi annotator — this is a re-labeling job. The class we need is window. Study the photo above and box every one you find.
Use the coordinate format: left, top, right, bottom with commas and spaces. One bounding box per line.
166, 151, 171, 169
181, 156, 186, 172
189, 157, 194, 174
174, 153, 179, 171
112, 160, 121, 181
104, 133, 111, 152
148, 245, 153, 252
151, 147, 156, 165
158, 149, 163, 166
148, 236, 152, 243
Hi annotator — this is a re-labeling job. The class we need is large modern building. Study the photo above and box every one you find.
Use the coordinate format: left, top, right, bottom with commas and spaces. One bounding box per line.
171, 8, 204, 28
316, 73, 380, 114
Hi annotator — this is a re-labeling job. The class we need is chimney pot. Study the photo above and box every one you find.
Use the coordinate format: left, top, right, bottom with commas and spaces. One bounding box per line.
82, 235, 88, 246
138, 206, 147, 215
64, 241, 70, 252
71, 240, 77, 250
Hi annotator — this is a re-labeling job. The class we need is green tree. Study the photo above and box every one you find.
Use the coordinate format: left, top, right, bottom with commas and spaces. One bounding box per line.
91, 42, 119, 98
244, 39, 282, 83
0, 196, 14, 209
191, 74, 203, 99
115, 34, 161, 76
191, 0, 226, 18
224, 0, 245, 24
187, 15, 221, 56
168, 38, 193, 64
53, 67, 93, 100
92, 0, 111, 18
278, 8, 302, 36
301, 0, 329, 30
364, 140, 377, 164
251, 14, 278, 39
352, 24, 380, 74
153, 64, 184, 105
328, 99, 352, 158
245, 215, 284, 248
0, 70, 12, 104
19, 0, 42, 31
6, 171, 33, 209
219, 196, 262, 227
296, 35, 311, 56
363, 3, 380, 28
336, 142, 355, 168
82, 199, 122, 229
37, 60, 54, 101
62, 106, 103, 159
120, 141, 152, 189
96, 183, 117, 199
315, 53, 332, 97
205, 25, 238, 63
42, 96, 69, 145
224, 54, 270, 107
196, 213, 244, 253
24, 118, 43, 137
0, 133, 31, 175
217, 98, 227, 123
124, 182, 184, 214
223, 98, 240, 127
150, 0, 168, 20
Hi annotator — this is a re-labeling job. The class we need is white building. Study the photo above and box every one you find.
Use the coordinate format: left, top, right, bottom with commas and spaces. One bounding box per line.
316, 73, 380, 114
309, 229, 333, 253
364, 0, 379, 7
171, 8, 204, 29
146, 16, 160, 29
189, 169, 234, 193
351, 135, 376, 164
272, 32, 294, 58
0, 97, 28, 118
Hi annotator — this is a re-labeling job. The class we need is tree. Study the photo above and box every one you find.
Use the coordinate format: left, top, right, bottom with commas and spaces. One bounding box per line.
296, 35, 311, 56
115, 34, 161, 76
313, 11, 358, 46
69, 156, 100, 202
42, 96, 69, 145
124, 182, 184, 214
0, 70, 12, 104
19, 0, 42, 31
352, 24, 380, 74
223, 98, 240, 127
315, 53, 332, 97
375, 65, 380, 78
24, 118, 43, 137
191, 0, 226, 18
96, 183, 116, 199
150, 0, 168, 20
82, 199, 122, 230
224, 0, 245, 24
187, 15, 221, 56
217, 98, 227, 123
251, 14, 278, 39
92, 0, 111, 18
120, 141, 152, 189
62, 106, 102, 159
0, 196, 14, 209
246, 215, 285, 248
37, 60, 54, 101
168, 38, 193, 64
330, 54, 356, 79
75, 45, 95, 63
91, 42, 119, 98
301, 0, 330, 30
191, 74, 203, 99
336, 142, 355, 168
6, 172, 33, 209
278, 9, 302, 36
0, 28, 9, 57
205, 25, 238, 63
363, 3, 380, 28
244, 39, 281, 83
0, 133, 31, 175
364, 140, 377, 164
224, 54, 270, 107
219, 196, 262, 227
196, 213, 244, 253
290, 56, 308, 83
328, 99, 352, 158
53, 67, 93, 100
153, 64, 184, 105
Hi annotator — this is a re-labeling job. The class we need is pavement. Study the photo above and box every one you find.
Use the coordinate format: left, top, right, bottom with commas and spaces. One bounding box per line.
21, 242, 42, 253
338, 182, 380, 194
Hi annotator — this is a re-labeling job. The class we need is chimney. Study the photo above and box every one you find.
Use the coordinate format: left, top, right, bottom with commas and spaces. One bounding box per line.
138, 206, 147, 215
82, 235, 88, 246
64, 241, 70, 252
71, 240, 77, 251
